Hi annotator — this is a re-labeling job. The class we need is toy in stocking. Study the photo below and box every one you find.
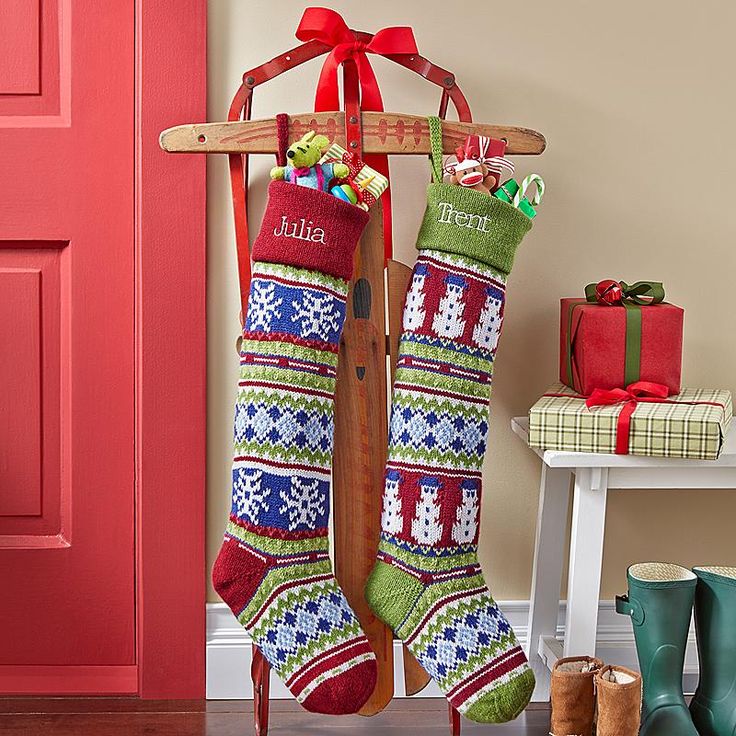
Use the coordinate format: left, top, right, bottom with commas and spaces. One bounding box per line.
270, 131, 349, 191
319, 142, 389, 210
444, 135, 515, 196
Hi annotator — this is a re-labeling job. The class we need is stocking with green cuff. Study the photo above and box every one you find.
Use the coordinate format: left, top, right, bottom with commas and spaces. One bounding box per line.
365, 117, 535, 723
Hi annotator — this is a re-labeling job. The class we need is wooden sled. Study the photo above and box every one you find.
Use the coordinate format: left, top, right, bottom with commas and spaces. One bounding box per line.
161, 19, 544, 734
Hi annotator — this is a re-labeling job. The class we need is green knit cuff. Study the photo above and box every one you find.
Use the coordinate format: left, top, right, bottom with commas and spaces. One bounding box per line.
416, 183, 532, 275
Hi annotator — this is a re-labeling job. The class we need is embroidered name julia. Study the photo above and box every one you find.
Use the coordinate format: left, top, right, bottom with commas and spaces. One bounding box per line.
437, 201, 492, 233
273, 216, 326, 244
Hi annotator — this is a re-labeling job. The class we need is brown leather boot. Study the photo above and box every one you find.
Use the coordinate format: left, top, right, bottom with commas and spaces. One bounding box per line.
595, 665, 642, 736
549, 656, 603, 736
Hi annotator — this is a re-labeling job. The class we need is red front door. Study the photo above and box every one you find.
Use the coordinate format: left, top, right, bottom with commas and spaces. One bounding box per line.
0, 0, 136, 694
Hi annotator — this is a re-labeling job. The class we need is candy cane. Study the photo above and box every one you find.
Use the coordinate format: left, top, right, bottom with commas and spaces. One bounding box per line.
513, 174, 545, 208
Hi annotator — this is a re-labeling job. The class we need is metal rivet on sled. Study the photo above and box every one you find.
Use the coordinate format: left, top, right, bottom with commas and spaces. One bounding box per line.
444, 75, 454, 87
245, 75, 255, 85
349, 115, 358, 124
349, 140, 358, 149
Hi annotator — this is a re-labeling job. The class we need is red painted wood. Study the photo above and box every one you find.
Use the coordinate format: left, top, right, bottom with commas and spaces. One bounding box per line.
0, 666, 138, 696
449, 702, 461, 736
0, 268, 41, 517
0, 0, 40, 94
0, 0, 207, 697
251, 646, 270, 736
0, 244, 67, 548
135, 0, 207, 698
0, 0, 61, 119
0, 0, 136, 687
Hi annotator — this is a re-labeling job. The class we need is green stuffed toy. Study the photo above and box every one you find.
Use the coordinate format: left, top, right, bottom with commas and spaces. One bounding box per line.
270, 131, 349, 192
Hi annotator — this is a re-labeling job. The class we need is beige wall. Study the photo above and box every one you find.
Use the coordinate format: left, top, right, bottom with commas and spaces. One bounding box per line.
206, 0, 736, 603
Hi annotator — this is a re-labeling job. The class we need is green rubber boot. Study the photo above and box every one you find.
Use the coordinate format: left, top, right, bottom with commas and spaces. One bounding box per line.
616, 562, 698, 736
690, 567, 736, 736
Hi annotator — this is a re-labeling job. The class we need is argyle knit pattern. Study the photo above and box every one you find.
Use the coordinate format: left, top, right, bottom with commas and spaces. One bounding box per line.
366, 243, 535, 722
213, 186, 375, 714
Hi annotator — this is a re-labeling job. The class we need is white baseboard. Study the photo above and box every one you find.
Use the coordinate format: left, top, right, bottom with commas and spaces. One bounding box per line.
206, 601, 700, 700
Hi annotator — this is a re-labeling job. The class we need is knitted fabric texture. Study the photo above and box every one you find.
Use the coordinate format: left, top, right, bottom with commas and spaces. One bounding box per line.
365, 216, 534, 721
213, 187, 375, 714
253, 180, 369, 282
416, 184, 531, 275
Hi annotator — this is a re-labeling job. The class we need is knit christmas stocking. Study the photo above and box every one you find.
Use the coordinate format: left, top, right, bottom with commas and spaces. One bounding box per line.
213, 181, 377, 714
366, 125, 535, 723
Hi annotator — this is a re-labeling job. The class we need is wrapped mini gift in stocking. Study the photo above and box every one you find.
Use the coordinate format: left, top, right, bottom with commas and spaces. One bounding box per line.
213, 181, 377, 714
366, 117, 536, 723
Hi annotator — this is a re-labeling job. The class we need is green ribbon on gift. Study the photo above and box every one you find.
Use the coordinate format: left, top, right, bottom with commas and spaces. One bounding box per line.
583, 280, 665, 307
565, 280, 665, 390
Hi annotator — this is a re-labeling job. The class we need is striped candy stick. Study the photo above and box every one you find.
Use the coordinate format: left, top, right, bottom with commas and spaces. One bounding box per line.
513, 174, 545, 208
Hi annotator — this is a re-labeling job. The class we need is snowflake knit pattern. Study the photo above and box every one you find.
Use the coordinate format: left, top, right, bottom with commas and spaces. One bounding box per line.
213, 184, 376, 714
366, 188, 535, 723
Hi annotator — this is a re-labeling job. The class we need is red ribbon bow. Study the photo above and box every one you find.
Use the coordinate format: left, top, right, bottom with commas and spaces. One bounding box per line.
296, 7, 418, 112
586, 381, 671, 454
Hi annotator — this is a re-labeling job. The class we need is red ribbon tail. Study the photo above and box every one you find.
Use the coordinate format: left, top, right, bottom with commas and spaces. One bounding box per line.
313, 50, 342, 112
353, 54, 384, 111
615, 400, 638, 454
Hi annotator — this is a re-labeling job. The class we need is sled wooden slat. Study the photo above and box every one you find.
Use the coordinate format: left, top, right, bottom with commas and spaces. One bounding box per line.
160, 112, 546, 156
387, 259, 412, 386
333, 202, 393, 715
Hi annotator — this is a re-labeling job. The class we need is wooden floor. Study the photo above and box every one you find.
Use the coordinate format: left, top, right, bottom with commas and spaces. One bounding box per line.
0, 698, 552, 735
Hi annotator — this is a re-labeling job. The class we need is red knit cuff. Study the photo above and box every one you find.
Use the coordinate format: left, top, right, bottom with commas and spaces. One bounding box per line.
252, 180, 369, 282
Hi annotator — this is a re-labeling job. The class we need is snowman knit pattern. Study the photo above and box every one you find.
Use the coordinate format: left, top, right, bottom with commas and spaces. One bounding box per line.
366, 245, 535, 723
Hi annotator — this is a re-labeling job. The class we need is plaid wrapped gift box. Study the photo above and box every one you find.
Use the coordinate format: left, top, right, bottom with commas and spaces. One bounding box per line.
529, 383, 732, 459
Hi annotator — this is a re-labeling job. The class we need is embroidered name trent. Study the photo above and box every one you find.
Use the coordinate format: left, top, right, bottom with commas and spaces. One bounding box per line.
437, 201, 492, 233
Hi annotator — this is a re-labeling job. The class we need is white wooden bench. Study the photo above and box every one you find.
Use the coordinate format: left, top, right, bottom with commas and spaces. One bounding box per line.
511, 416, 736, 701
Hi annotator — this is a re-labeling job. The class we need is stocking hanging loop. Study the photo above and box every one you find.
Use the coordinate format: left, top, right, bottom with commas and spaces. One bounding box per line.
275, 113, 290, 166
427, 116, 444, 184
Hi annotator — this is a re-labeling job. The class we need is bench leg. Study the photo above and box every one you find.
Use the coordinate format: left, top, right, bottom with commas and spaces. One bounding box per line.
526, 466, 572, 701
564, 467, 608, 659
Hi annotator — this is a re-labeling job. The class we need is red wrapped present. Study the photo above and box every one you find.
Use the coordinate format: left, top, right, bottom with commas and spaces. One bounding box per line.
559, 280, 684, 396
